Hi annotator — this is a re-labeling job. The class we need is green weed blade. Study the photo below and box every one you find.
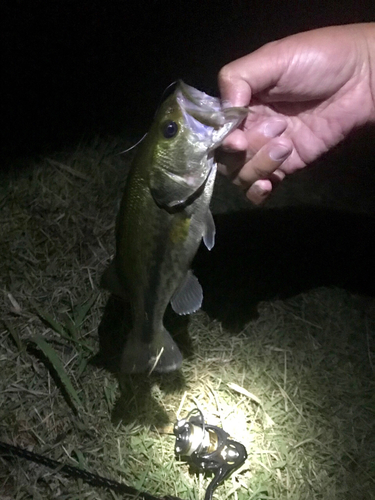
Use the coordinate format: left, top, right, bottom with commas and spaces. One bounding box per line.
30, 335, 83, 410
74, 294, 98, 326
30, 300, 69, 339
4, 320, 25, 352
63, 314, 79, 341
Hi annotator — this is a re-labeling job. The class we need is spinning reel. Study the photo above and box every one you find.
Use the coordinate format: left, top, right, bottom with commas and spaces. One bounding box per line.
173, 409, 247, 500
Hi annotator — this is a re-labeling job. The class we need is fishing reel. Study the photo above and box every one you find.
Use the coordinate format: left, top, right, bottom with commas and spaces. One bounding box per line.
173, 408, 247, 500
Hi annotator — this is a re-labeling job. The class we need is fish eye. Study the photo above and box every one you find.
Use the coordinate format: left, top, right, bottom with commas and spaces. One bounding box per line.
162, 120, 178, 139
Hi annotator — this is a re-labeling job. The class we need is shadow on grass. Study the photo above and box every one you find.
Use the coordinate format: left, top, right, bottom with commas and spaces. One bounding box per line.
95, 205, 375, 423
193, 206, 375, 332
95, 296, 190, 425
110, 370, 186, 427
193, 207, 375, 331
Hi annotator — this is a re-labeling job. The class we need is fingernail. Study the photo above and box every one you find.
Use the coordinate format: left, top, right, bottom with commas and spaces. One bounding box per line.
252, 185, 267, 197
247, 184, 269, 204
269, 144, 292, 162
262, 119, 287, 138
221, 99, 234, 109
221, 144, 238, 153
249, 181, 269, 197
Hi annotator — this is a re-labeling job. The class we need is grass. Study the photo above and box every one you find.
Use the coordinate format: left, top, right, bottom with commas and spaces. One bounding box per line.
0, 136, 374, 500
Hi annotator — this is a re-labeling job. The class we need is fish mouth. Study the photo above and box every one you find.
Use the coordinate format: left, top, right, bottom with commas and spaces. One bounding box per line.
176, 81, 248, 148
178, 82, 222, 114
177, 81, 224, 127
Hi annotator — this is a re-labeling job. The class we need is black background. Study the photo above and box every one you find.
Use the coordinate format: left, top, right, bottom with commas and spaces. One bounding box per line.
2, 0, 375, 163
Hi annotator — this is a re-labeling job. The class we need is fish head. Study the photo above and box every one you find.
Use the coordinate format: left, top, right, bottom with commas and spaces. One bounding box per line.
147, 81, 248, 209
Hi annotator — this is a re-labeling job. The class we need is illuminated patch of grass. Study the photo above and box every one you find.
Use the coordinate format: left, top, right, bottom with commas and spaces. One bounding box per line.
0, 138, 374, 500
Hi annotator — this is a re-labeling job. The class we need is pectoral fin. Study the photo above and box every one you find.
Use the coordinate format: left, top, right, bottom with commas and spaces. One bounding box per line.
203, 209, 215, 250
171, 270, 203, 315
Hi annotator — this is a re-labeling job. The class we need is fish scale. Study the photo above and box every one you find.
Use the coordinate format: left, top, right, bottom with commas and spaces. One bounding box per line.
101, 81, 247, 373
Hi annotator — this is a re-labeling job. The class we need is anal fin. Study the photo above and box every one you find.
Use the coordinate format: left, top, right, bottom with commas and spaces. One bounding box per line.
170, 270, 203, 315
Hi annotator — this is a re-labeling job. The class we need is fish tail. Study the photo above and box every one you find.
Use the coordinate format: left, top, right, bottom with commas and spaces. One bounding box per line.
120, 328, 183, 374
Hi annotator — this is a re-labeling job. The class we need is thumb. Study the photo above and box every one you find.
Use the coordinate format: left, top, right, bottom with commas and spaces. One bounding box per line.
218, 41, 284, 106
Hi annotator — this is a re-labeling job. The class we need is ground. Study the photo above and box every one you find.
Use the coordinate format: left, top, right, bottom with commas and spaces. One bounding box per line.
0, 133, 374, 499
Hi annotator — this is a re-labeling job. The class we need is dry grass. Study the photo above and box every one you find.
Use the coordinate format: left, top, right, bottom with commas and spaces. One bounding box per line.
0, 137, 374, 500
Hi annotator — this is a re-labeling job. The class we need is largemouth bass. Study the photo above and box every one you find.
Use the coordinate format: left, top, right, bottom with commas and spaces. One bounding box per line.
102, 81, 247, 373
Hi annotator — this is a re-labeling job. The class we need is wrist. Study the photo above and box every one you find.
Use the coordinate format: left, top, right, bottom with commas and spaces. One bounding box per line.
368, 46, 375, 123
361, 23, 375, 122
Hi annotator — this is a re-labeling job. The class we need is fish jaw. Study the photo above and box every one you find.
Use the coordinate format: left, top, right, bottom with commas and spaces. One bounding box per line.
176, 80, 248, 150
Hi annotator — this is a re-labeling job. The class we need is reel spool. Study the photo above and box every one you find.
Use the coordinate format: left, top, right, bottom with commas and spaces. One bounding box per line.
173, 409, 247, 500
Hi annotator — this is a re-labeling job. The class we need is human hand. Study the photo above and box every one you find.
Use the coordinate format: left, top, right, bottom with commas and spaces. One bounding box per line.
218, 23, 375, 203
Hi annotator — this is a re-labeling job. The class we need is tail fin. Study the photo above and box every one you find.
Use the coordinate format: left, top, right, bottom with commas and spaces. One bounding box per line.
121, 328, 183, 374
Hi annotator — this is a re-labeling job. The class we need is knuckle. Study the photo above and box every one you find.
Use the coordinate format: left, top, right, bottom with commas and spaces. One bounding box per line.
238, 160, 273, 183
252, 165, 271, 180
218, 65, 234, 86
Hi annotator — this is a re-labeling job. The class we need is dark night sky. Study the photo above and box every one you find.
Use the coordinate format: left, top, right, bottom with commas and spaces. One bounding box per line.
2, 0, 375, 163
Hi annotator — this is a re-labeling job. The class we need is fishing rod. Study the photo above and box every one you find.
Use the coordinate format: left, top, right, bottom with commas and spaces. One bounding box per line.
1, 409, 247, 500
0, 440, 175, 500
